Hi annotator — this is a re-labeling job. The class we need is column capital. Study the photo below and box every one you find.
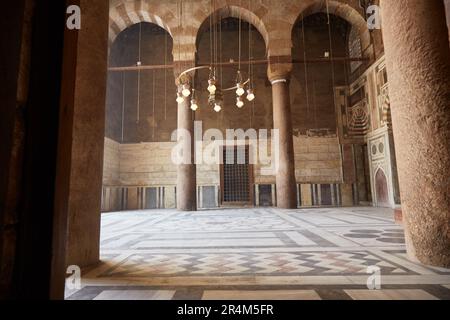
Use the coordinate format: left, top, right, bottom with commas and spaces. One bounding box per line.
267, 55, 293, 83
174, 60, 195, 86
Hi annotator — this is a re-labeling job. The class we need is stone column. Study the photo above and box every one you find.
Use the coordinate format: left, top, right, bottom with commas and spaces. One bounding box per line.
63, 0, 109, 268
175, 70, 197, 211
381, 0, 450, 267
268, 62, 297, 209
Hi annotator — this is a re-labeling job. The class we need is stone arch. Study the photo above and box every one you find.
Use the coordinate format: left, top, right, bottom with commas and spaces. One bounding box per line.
190, 0, 270, 60
290, 0, 372, 59
109, 0, 174, 46
194, 5, 269, 52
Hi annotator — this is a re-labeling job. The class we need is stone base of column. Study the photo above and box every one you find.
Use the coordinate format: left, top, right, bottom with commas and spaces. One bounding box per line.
275, 177, 297, 209
394, 207, 403, 225
177, 164, 197, 211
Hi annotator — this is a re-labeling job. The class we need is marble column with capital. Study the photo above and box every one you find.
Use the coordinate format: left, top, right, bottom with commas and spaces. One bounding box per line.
174, 63, 197, 211
268, 62, 297, 209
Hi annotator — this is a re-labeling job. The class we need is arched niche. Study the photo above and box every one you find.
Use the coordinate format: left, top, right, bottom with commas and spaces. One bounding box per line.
375, 167, 390, 207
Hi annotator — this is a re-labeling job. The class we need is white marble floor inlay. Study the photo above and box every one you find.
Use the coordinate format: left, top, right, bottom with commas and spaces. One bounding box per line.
202, 290, 321, 300
93, 290, 175, 300
66, 207, 450, 300
344, 289, 439, 300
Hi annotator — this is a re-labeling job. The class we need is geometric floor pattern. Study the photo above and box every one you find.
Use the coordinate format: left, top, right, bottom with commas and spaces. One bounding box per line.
99, 251, 410, 277
66, 207, 450, 300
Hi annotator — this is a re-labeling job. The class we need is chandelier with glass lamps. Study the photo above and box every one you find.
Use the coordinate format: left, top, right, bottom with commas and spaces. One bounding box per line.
175, 0, 255, 112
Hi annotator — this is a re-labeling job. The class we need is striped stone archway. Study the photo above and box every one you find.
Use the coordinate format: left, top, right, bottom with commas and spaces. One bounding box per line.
193, 5, 269, 51
108, 0, 175, 46
290, 0, 373, 58
189, 0, 279, 58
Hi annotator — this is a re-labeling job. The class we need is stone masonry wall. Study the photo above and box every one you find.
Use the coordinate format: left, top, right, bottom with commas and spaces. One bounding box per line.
103, 136, 342, 187
103, 138, 120, 185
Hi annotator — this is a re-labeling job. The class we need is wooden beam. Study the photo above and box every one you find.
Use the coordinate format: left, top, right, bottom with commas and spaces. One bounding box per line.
107, 57, 369, 72
108, 63, 173, 72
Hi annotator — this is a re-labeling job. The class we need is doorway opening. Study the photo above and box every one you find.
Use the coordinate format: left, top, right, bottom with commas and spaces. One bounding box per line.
220, 145, 254, 206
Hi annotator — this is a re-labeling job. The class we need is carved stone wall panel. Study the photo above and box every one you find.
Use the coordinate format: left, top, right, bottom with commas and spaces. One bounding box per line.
367, 127, 400, 208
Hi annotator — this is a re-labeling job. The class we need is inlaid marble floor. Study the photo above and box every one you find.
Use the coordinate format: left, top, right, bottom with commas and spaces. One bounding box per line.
66, 207, 450, 300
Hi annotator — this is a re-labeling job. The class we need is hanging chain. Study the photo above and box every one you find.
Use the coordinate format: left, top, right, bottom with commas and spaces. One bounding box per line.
238, 0, 242, 72
136, 23, 142, 124
210, 0, 213, 66
136, 71, 141, 123
178, 0, 182, 64
301, 14, 310, 118
247, 0, 252, 89
249, 0, 254, 129
214, 0, 217, 67
138, 22, 142, 63
152, 69, 156, 140
220, 8, 223, 128
326, 0, 337, 122
164, 30, 167, 120
121, 71, 125, 142
219, 4, 222, 84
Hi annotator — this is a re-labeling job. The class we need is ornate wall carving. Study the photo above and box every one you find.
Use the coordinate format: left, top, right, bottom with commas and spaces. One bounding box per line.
365, 57, 400, 208
334, 56, 401, 208
335, 77, 370, 144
